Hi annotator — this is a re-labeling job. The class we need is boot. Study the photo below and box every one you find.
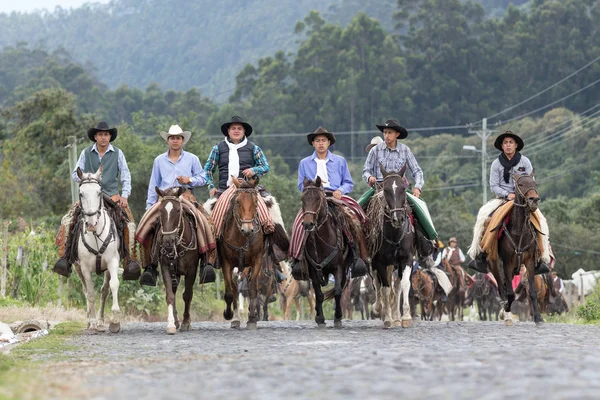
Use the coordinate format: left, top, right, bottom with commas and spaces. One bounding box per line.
535, 261, 550, 275
351, 258, 367, 278
139, 264, 159, 287
122, 259, 141, 280
467, 252, 489, 273
52, 257, 72, 278
291, 259, 307, 281
275, 268, 286, 284
198, 264, 217, 284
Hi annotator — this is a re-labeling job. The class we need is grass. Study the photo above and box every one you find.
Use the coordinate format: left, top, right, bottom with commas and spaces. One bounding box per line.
0, 321, 85, 400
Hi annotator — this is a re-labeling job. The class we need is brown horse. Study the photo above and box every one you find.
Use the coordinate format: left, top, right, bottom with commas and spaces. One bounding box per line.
489, 173, 543, 325
300, 177, 353, 328
367, 164, 415, 328
439, 259, 467, 321
411, 269, 442, 321
153, 187, 201, 334
219, 176, 265, 330
279, 261, 315, 320
469, 272, 501, 321
517, 266, 550, 317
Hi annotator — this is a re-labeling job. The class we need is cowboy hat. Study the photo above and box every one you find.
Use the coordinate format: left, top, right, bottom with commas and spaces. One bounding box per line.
160, 124, 191, 145
87, 121, 117, 142
494, 130, 524, 152
448, 237, 458, 245
376, 119, 408, 139
365, 136, 383, 153
307, 127, 336, 145
221, 115, 253, 137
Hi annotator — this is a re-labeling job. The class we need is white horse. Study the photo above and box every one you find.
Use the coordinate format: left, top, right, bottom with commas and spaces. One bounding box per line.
74, 165, 122, 333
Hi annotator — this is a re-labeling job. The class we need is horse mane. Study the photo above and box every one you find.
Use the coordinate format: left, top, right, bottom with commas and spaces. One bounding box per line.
365, 191, 387, 255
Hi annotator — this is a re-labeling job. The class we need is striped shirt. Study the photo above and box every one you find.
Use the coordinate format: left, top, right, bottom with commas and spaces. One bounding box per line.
489, 154, 533, 198
204, 141, 270, 190
362, 141, 424, 189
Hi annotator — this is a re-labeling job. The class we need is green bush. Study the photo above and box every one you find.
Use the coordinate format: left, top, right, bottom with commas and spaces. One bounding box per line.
576, 283, 600, 322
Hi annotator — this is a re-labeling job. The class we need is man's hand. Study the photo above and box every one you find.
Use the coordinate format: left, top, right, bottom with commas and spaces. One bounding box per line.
368, 176, 377, 186
176, 176, 191, 185
242, 168, 254, 178
412, 188, 421, 197
119, 197, 129, 208
507, 193, 515, 200
332, 190, 342, 200
209, 188, 217, 198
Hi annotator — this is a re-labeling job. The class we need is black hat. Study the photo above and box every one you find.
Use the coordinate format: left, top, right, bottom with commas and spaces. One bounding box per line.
307, 127, 336, 145
494, 130, 524, 152
221, 116, 253, 137
87, 121, 117, 142
376, 119, 408, 139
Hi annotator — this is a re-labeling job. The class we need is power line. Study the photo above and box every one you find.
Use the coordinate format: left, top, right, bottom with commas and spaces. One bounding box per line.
551, 243, 600, 256
523, 102, 600, 144
486, 54, 600, 121
526, 107, 600, 149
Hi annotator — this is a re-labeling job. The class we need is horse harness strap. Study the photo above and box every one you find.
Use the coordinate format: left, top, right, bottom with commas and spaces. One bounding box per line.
79, 213, 116, 275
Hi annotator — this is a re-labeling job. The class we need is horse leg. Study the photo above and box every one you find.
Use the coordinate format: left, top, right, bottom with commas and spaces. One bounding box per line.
334, 267, 344, 329
311, 271, 326, 328
502, 263, 515, 326
247, 256, 263, 330
371, 269, 382, 319
98, 272, 110, 328
399, 265, 413, 328
160, 265, 177, 335
107, 260, 122, 334
294, 297, 301, 321
392, 275, 402, 325
81, 264, 98, 331
529, 275, 544, 324
221, 258, 237, 326
181, 260, 197, 332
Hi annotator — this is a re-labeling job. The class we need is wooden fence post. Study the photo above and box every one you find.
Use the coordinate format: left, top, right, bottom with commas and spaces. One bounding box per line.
1, 221, 9, 298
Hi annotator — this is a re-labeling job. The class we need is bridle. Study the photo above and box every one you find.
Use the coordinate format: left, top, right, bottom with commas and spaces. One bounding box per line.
381, 174, 412, 249
301, 186, 327, 231
233, 188, 260, 235
79, 177, 102, 217
513, 174, 540, 211
157, 196, 197, 261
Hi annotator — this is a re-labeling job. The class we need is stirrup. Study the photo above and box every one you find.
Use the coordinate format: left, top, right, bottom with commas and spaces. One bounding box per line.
467, 254, 488, 274
199, 264, 216, 284
139, 264, 158, 287
535, 262, 550, 275
291, 260, 307, 281
52, 257, 72, 278
122, 260, 141, 281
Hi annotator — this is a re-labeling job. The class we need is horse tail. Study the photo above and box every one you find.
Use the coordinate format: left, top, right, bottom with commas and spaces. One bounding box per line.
324, 287, 336, 301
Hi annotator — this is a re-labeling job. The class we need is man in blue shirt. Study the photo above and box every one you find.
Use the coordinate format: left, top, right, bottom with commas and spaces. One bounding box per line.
289, 127, 368, 280
138, 125, 217, 286
53, 121, 141, 280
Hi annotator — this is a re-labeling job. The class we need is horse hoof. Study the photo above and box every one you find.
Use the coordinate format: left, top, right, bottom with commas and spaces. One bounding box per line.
504, 319, 513, 327
392, 320, 402, 327
247, 322, 257, 331
334, 320, 342, 329
231, 320, 241, 329
224, 310, 233, 321
109, 322, 120, 333
180, 322, 191, 332
317, 323, 327, 330
535, 320, 544, 326
401, 319, 412, 328
167, 326, 177, 335
383, 321, 392, 329
175, 320, 180, 329
499, 310, 505, 320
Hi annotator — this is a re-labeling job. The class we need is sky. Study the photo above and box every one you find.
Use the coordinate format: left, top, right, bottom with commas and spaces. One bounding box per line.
0, 0, 110, 13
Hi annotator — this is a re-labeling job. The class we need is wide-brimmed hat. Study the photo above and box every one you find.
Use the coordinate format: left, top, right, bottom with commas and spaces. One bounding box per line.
494, 130, 524, 152
307, 127, 336, 145
365, 136, 383, 153
376, 119, 408, 139
87, 121, 117, 142
160, 124, 191, 145
448, 237, 458, 245
221, 115, 253, 137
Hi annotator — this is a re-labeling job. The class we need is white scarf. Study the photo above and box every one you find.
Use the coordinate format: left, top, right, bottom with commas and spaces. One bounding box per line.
314, 158, 330, 188
226, 137, 248, 187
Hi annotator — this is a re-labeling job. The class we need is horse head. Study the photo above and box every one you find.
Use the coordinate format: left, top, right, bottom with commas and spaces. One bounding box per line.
513, 173, 540, 211
301, 176, 326, 232
380, 162, 408, 229
156, 186, 186, 257
77, 165, 103, 232
232, 175, 259, 235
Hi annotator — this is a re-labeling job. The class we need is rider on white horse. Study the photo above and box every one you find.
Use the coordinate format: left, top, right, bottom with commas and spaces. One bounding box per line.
467, 130, 551, 275
53, 121, 140, 280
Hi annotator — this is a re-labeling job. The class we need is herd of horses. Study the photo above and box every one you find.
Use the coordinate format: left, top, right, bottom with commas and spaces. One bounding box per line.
72, 165, 560, 334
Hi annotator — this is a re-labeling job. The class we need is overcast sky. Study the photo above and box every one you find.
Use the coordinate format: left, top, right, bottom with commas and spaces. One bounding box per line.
0, 0, 110, 13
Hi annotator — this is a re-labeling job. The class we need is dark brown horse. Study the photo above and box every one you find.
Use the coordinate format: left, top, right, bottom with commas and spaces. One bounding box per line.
154, 187, 201, 334
489, 173, 543, 325
411, 269, 442, 321
367, 164, 415, 328
219, 176, 265, 330
439, 259, 467, 321
470, 272, 501, 321
300, 177, 353, 328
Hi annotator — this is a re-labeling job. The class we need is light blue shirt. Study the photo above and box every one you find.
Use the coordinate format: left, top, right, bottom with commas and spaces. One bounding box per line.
146, 150, 207, 209
72, 143, 132, 198
297, 151, 354, 194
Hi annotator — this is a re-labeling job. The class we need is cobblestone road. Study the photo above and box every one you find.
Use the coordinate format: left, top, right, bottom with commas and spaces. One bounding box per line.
37, 320, 600, 400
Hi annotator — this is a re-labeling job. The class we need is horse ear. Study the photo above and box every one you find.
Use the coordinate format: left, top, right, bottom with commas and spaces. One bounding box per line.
400, 163, 407, 177
155, 186, 165, 198
379, 162, 387, 177
231, 175, 240, 188
77, 167, 83, 180
315, 176, 322, 187
250, 175, 259, 187
175, 186, 186, 198
303, 177, 310, 188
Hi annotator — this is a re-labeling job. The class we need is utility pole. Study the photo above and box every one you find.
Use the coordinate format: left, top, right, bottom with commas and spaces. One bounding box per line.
66, 136, 78, 204
1, 220, 10, 298
468, 118, 494, 205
